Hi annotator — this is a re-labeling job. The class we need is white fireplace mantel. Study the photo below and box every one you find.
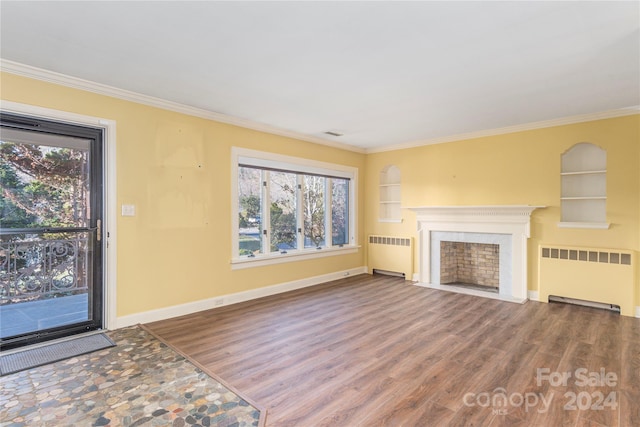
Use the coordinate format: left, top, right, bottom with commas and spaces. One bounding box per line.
408, 205, 545, 303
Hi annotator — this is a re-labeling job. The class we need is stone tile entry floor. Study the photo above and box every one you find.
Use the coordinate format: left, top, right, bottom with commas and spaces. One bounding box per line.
0, 325, 265, 427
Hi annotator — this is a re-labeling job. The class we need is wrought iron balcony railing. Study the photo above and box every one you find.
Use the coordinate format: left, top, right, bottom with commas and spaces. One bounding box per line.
0, 232, 90, 304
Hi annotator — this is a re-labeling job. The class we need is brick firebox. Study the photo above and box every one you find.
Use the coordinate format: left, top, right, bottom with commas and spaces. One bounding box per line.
440, 241, 499, 288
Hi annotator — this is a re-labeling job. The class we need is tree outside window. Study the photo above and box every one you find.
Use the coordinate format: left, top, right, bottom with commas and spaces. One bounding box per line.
238, 166, 262, 256
303, 175, 325, 248
331, 178, 349, 246
269, 171, 297, 252
236, 164, 351, 258
0, 141, 89, 230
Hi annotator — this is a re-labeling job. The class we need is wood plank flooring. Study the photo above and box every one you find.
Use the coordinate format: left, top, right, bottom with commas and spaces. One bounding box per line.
145, 274, 640, 426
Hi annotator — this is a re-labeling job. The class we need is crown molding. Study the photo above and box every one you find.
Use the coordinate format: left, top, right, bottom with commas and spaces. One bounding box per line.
367, 106, 640, 153
3, 59, 637, 155
0, 59, 365, 154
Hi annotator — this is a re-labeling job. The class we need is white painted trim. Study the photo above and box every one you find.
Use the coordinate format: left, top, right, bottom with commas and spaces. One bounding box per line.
236, 147, 357, 179
557, 222, 611, 230
104, 122, 118, 331
0, 59, 364, 154
636, 306, 640, 318
115, 267, 367, 328
528, 290, 540, 302
231, 146, 359, 263
5, 60, 637, 155
412, 273, 420, 282
407, 205, 546, 220
231, 246, 360, 270
368, 106, 640, 153
0, 100, 118, 331
409, 205, 545, 302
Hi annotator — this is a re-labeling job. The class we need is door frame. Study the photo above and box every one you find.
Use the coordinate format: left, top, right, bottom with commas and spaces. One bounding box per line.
1, 100, 117, 331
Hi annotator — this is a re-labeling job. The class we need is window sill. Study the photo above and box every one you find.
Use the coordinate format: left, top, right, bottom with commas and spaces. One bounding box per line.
557, 222, 611, 230
231, 245, 360, 270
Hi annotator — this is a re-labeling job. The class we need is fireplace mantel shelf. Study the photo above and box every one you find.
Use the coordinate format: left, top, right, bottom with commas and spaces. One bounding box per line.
407, 205, 545, 217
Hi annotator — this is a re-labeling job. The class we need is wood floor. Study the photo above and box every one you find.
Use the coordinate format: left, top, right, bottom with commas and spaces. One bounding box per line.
146, 274, 640, 427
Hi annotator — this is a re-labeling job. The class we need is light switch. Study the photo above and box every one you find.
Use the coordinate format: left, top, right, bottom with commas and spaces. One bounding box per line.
121, 204, 136, 216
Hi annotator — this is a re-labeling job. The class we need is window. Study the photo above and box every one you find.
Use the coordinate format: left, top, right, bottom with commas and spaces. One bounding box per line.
238, 166, 263, 256
270, 170, 298, 251
303, 174, 325, 248
232, 148, 357, 267
331, 178, 349, 246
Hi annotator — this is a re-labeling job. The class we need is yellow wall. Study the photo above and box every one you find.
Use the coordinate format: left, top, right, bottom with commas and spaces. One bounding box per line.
0, 72, 366, 317
2, 71, 639, 318
365, 115, 640, 308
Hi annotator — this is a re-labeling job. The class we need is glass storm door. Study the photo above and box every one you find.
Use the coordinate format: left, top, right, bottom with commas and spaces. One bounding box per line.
0, 113, 104, 350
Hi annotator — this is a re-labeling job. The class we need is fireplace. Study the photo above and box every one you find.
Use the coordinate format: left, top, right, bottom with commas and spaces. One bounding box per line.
440, 241, 499, 290
409, 205, 544, 303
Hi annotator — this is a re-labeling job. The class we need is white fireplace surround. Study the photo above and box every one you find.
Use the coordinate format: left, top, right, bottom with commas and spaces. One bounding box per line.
409, 205, 544, 303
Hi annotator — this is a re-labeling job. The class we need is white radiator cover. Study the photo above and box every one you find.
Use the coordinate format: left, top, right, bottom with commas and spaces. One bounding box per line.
538, 244, 635, 317
367, 235, 413, 279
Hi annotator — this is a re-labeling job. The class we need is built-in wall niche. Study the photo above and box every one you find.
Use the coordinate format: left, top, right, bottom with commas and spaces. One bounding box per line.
560, 142, 609, 229
379, 165, 402, 222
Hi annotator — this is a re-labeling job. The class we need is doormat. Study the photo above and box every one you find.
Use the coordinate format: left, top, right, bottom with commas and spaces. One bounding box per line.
0, 333, 115, 376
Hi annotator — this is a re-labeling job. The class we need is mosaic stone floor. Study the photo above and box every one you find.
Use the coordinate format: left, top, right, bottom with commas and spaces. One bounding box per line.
0, 326, 264, 427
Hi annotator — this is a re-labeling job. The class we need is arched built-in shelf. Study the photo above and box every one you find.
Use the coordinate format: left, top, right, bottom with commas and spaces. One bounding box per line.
379, 165, 402, 223
559, 142, 609, 229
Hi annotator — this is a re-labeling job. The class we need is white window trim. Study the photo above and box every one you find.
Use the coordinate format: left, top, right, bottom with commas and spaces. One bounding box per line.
231, 245, 360, 270
231, 147, 358, 269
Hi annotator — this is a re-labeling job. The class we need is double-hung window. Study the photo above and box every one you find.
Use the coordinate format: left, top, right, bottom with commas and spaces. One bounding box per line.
232, 147, 357, 268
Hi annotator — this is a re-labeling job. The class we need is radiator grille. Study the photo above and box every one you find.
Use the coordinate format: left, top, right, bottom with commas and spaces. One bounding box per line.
369, 236, 411, 247
368, 235, 413, 279
541, 247, 632, 265
538, 244, 634, 316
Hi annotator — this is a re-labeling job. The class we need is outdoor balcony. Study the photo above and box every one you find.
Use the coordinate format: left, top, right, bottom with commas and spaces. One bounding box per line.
0, 293, 88, 339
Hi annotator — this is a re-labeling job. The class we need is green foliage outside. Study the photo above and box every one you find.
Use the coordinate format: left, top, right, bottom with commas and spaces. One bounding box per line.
0, 141, 88, 230
1, 140, 90, 303
237, 166, 349, 256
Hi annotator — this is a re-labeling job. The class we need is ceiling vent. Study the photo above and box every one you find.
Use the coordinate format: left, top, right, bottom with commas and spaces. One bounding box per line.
324, 131, 343, 137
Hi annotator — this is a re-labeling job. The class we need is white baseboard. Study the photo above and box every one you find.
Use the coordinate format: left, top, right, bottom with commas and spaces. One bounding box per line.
636, 306, 640, 318
115, 266, 367, 328
412, 273, 420, 282
528, 290, 540, 302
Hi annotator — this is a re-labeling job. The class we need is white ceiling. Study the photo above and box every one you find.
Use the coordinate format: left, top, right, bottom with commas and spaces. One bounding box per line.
1, 1, 638, 151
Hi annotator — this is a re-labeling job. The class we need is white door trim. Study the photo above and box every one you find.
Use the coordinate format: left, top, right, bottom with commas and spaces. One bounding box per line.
1, 100, 118, 330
